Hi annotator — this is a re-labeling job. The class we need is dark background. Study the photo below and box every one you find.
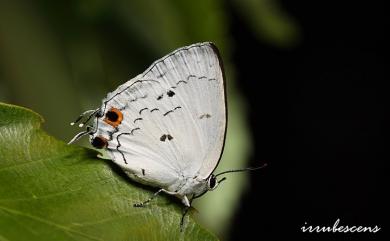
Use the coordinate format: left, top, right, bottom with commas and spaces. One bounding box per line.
230, 1, 387, 241
0, 0, 387, 240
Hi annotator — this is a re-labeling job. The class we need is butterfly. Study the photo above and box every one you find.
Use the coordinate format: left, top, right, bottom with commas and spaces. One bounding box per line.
69, 42, 265, 229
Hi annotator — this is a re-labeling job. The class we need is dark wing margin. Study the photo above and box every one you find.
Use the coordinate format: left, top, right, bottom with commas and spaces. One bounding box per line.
204, 42, 228, 178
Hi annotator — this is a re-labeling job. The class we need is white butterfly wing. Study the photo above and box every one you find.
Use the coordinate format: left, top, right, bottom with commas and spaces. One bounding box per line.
99, 42, 226, 189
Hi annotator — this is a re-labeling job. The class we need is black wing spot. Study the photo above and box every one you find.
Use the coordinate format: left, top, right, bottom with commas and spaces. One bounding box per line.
160, 134, 173, 142
91, 136, 108, 149
134, 118, 143, 123
150, 108, 159, 112
142, 169, 146, 176
105, 110, 119, 122
139, 108, 148, 114
199, 113, 211, 119
208, 78, 217, 82
176, 80, 187, 85
130, 127, 140, 135
187, 74, 196, 80
157, 94, 163, 100
164, 106, 182, 116
163, 110, 173, 116
198, 76, 207, 80
167, 90, 175, 97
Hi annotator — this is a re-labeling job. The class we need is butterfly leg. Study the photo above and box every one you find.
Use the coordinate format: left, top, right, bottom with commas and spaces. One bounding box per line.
180, 195, 193, 232
133, 188, 178, 207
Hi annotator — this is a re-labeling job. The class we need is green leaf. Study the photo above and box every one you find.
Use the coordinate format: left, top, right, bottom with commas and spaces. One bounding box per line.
0, 103, 218, 241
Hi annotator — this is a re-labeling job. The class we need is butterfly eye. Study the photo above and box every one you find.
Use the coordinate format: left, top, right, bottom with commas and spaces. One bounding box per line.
207, 175, 218, 190
91, 136, 108, 149
104, 107, 123, 127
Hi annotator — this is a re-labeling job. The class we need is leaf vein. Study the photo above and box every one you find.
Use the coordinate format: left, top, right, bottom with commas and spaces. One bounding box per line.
0, 206, 104, 241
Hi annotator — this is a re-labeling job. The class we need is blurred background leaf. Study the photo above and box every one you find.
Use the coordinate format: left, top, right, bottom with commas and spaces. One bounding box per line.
0, 0, 298, 239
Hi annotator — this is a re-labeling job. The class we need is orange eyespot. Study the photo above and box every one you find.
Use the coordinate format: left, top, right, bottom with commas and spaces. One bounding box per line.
104, 107, 123, 127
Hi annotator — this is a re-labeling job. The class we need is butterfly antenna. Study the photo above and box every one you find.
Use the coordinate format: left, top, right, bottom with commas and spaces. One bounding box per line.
68, 126, 93, 144
214, 163, 268, 177
70, 109, 98, 127
218, 177, 227, 183
78, 108, 100, 127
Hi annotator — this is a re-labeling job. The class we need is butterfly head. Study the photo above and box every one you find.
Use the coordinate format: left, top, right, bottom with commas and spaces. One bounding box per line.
206, 174, 227, 191
207, 175, 217, 190
68, 107, 108, 146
